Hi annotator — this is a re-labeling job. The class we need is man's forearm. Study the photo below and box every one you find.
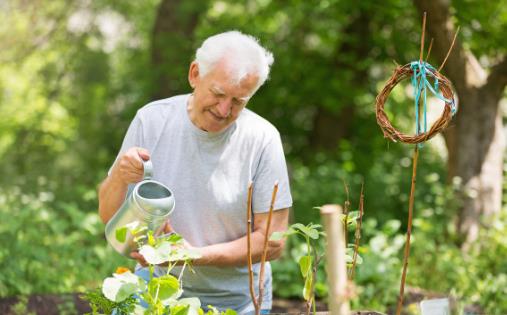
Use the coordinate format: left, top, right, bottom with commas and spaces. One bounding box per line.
196, 230, 284, 267
98, 175, 128, 224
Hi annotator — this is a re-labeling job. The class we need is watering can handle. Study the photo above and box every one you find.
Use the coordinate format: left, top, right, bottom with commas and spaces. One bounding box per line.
143, 159, 153, 180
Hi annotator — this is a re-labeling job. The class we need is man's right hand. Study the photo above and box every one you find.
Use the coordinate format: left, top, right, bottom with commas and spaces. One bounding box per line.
110, 147, 151, 185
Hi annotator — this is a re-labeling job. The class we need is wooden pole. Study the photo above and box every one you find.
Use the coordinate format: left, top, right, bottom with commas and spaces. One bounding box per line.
321, 205, 350, 315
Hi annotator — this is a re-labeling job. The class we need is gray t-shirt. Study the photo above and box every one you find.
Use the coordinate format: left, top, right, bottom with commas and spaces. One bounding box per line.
112, 94, 293, 313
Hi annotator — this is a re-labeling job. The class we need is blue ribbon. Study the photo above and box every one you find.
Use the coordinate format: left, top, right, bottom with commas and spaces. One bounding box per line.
410, 61, 456, 139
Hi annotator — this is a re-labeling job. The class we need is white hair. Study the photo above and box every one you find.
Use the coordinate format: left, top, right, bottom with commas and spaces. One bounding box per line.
195, 31, 274, 91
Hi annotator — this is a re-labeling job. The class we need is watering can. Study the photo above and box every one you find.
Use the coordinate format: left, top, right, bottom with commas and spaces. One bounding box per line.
105, 159, 175, 257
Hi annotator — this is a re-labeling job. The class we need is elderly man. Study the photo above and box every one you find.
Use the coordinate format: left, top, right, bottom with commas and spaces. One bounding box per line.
98, 31, 292, 314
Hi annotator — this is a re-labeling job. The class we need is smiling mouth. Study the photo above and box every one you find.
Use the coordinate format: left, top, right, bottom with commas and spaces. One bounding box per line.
208, 110, 227, 121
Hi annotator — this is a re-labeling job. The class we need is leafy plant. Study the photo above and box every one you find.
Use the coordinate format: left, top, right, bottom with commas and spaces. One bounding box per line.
85, 226, 236, 315
271, 223, 324, 315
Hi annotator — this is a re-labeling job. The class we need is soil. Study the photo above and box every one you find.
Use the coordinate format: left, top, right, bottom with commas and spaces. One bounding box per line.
0, 295, 384, 315
0, 287, 478, 315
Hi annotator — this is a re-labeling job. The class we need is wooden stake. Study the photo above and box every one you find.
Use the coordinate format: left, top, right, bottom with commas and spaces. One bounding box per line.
321, 205, 350, 315
419, 12, 427, 62
246, 181, 259, 314
395, 146, 419, 315
258, 182, 279, 313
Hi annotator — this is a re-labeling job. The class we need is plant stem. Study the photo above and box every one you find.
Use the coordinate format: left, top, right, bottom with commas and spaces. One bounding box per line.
349, 181, 365, 280
178, 262, 187, 283
396, 145, 419, 315
342, 179, 351, 247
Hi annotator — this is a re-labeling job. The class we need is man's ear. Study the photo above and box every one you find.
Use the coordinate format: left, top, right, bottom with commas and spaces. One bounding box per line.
188, 61, 200, 88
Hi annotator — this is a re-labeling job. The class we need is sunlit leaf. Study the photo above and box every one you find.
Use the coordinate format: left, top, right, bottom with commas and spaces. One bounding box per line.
148, 274, 180, 301
115, 227, 127, 243
299, 255, 312, 278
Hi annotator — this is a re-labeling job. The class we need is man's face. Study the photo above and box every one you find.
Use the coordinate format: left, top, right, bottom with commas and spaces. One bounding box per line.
187, 60, 259, 133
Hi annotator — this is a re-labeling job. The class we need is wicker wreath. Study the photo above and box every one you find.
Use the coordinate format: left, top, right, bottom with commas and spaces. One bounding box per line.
375, 62, 456, 144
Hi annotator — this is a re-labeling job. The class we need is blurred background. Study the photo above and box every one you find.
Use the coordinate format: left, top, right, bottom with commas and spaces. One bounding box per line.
0, 0, 506, 314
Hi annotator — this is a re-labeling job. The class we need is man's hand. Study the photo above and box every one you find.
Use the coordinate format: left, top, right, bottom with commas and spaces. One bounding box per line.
98, 147, 151, 224
111, 147, 150, 185
130, 220, 199, 267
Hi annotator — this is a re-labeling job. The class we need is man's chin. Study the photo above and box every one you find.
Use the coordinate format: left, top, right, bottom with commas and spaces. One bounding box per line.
204, 121, 230, 133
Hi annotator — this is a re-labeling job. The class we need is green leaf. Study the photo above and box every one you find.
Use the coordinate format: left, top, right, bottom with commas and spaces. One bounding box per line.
223, 309, 238, 315
115, 283, 137, 302
270, 231, 285, 241
167, 233, 183, 243
148, 274, 180, 301
115, 227, 127, 243
170, 304, 190, 315
148, 231, 156, 246
299, 256, 312, 278
292, 223, 320, 240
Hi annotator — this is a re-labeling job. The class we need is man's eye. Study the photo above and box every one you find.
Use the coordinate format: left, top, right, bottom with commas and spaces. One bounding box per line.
233, 99, 244, 106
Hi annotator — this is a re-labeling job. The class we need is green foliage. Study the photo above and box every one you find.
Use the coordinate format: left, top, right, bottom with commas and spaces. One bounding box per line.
83, 288, 137, 315
272, 222, 324, 314
85, 232, 238, 315
0, 0, 506, 312
10, 295, 36, 315
0, 186, 130, 297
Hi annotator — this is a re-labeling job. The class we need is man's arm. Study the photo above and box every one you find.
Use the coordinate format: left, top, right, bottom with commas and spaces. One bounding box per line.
98, 147, 150, 224
195, 208, 290, 266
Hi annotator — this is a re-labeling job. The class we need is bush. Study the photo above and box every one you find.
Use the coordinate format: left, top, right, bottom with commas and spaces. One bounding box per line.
0, 185, 131, 297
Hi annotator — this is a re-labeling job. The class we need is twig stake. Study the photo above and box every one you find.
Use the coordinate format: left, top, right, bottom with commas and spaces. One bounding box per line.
258, 182, 279, 313
395, 146, 419, 315
438, 26, 461, 72
246, 181, 258, 314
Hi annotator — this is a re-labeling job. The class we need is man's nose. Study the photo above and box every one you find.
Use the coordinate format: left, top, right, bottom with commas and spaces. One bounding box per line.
216, 99, 232, 118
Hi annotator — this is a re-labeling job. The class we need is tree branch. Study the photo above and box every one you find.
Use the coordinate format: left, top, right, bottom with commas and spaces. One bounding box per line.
485, 57, 507, 100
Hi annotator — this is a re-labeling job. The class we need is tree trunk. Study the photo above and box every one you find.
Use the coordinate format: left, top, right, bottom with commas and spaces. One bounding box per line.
413, 0, 507, 247
309, 10, 370, 150
150, 0, 209, 100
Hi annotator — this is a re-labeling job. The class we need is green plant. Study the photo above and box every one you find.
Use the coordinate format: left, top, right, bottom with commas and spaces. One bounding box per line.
271, 223, 324, 315
84, 226, 237, 315
0, 187, 128, 297
10, 295, 36, 315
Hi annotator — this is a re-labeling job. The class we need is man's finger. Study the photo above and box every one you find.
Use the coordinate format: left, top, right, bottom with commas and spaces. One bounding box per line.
163, 220, 174, 234
268, 240, 283, 248
130, 252, 148, 266
137, 148, 151, 161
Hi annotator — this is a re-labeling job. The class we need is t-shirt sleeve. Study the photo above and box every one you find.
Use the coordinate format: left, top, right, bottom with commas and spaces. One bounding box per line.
252, 133, 293, 213
107, 113, 144, 176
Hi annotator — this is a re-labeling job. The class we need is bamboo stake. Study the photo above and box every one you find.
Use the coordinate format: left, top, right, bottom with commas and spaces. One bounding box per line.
246, 181, 259, 314
321, 205, 350, 315
258, 182, 279, 313
395, 146, 419, 315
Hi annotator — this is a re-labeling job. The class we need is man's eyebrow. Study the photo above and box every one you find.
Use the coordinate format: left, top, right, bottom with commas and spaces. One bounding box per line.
210, 85, 226, 94
211, 84, 250, 102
